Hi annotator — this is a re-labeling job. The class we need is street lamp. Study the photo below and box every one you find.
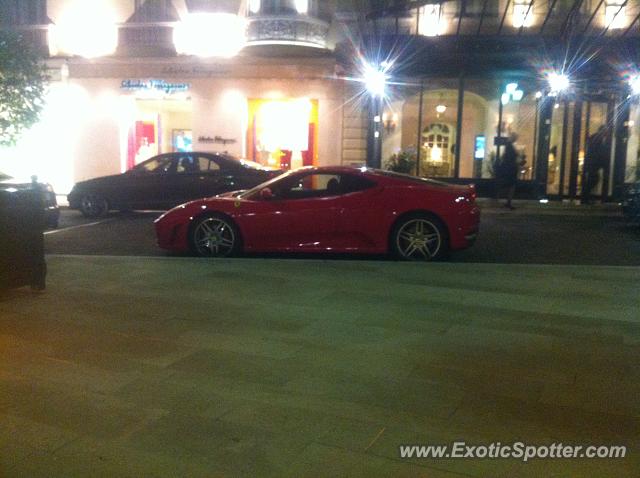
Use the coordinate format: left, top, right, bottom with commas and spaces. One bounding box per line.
630, 75, 640, 96
364, 63, 388, 168
547, 72, 570, 94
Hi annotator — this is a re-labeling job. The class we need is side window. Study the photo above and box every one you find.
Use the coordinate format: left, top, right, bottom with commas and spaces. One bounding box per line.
338, 174, 377, 194
274, 173, 342, 199
175, 155, 199, 174
136, 156, 173, 174
196, 156, 222, 172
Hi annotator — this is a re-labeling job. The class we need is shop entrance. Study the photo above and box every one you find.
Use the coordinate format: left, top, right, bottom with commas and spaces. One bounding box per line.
541, 97, 613, 200
126, 98, 193, 170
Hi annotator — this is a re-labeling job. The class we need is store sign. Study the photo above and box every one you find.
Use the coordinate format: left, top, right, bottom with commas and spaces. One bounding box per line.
198, 136, 237, 145
120, 79, 190, 94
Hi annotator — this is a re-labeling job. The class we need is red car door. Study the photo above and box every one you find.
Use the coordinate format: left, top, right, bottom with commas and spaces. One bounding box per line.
332, 173, 386, 251
238, 172, 342, 252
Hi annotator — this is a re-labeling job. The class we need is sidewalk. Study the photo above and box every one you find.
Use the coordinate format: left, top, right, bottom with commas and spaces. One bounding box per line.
1, 256, 639, 477
478, 198, 622, 216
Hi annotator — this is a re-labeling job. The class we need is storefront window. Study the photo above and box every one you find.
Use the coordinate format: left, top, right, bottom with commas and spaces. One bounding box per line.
458, 79, 499, 179
247, 98, 318, 170
625, 103, 640, 183
385, 77, 537, 181
457, 79, 537, 181
392, 79, 460, 178
126, 98, 193, 170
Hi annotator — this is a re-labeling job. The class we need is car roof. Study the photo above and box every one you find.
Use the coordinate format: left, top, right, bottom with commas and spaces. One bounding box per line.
288, 166, 456, 188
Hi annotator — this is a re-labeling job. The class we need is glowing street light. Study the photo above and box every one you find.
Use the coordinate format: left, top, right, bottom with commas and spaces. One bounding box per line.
249, 0, 261, 14
295, 0, 309, 14
361, 62, 390, 168
547, 72, 570, 94
363, 64, 388, 98
174, 13, 246, 58
501, 82, 524, 105
49, 0, 118, 58
630, 75, 640, 96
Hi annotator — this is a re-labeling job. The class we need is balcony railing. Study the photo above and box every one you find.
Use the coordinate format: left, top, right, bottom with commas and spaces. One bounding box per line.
246, 15, 330, 48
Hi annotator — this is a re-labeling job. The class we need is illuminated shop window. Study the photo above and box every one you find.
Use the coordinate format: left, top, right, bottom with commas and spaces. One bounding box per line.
512, 0, 534, 28
418, 4, 445, 37
248, 98, 318, 170
605, 0, 626, 29
422, 123, 454, 177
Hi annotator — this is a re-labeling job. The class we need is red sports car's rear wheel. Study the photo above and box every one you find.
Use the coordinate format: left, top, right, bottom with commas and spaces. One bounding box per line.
392, 213, 448, 261
189, 214, 240, 258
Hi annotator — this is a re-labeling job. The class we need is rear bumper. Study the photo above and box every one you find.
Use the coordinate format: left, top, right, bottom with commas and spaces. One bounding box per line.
450, 205, 480, 250
464, 229, 479, 244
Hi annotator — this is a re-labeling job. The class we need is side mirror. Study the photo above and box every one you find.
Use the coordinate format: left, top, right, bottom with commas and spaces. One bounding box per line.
260, 187, 274, 200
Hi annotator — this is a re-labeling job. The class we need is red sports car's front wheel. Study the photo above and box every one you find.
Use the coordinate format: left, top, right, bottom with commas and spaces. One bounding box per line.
189, 214, 241, 258
392, 214, 448, 261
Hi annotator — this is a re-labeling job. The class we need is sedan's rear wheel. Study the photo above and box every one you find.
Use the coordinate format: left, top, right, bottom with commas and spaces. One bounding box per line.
392, 214, 448, 261
79, 194, 108, 218
190, 214, 240, 258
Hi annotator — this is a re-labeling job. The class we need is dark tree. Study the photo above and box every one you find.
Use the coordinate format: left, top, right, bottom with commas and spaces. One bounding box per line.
0, 31, 47, 147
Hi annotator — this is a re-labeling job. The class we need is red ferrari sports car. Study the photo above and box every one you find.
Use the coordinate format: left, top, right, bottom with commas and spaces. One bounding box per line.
154, 166, 479, 261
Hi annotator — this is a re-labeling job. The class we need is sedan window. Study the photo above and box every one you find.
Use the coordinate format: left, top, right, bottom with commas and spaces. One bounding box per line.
176, 155, 199, 174
135, 157, 174, 174
196, 156, 221, 172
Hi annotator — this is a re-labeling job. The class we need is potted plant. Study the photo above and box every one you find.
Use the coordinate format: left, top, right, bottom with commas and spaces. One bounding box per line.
385, 149, 416, 174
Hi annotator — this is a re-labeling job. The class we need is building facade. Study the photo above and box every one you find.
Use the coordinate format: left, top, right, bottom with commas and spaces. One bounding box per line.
1, 0, 639, 201
342, 0, 640, 201
0, 0, 348, 195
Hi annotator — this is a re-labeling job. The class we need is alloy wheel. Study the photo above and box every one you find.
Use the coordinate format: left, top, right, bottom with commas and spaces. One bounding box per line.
395, 219, 441, 260
80, 195, 107, 217
192, 217, 236, 257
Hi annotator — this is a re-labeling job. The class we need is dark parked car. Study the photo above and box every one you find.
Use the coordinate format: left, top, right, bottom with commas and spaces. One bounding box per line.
622, 181, 639, 223
68, 152, 280, 218
0, 172, 59, 229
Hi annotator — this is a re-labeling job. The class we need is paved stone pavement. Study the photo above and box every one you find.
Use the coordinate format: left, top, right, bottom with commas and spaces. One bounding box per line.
1, 256, 639, 477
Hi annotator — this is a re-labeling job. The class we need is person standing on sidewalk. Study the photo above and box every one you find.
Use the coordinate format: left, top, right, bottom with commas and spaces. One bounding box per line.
495, 132, 520, 210
582, 125, 609, 204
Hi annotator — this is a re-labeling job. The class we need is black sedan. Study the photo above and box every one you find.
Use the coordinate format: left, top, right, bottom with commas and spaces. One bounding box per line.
68, 152, 280, 218
0, 172, 59, 228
